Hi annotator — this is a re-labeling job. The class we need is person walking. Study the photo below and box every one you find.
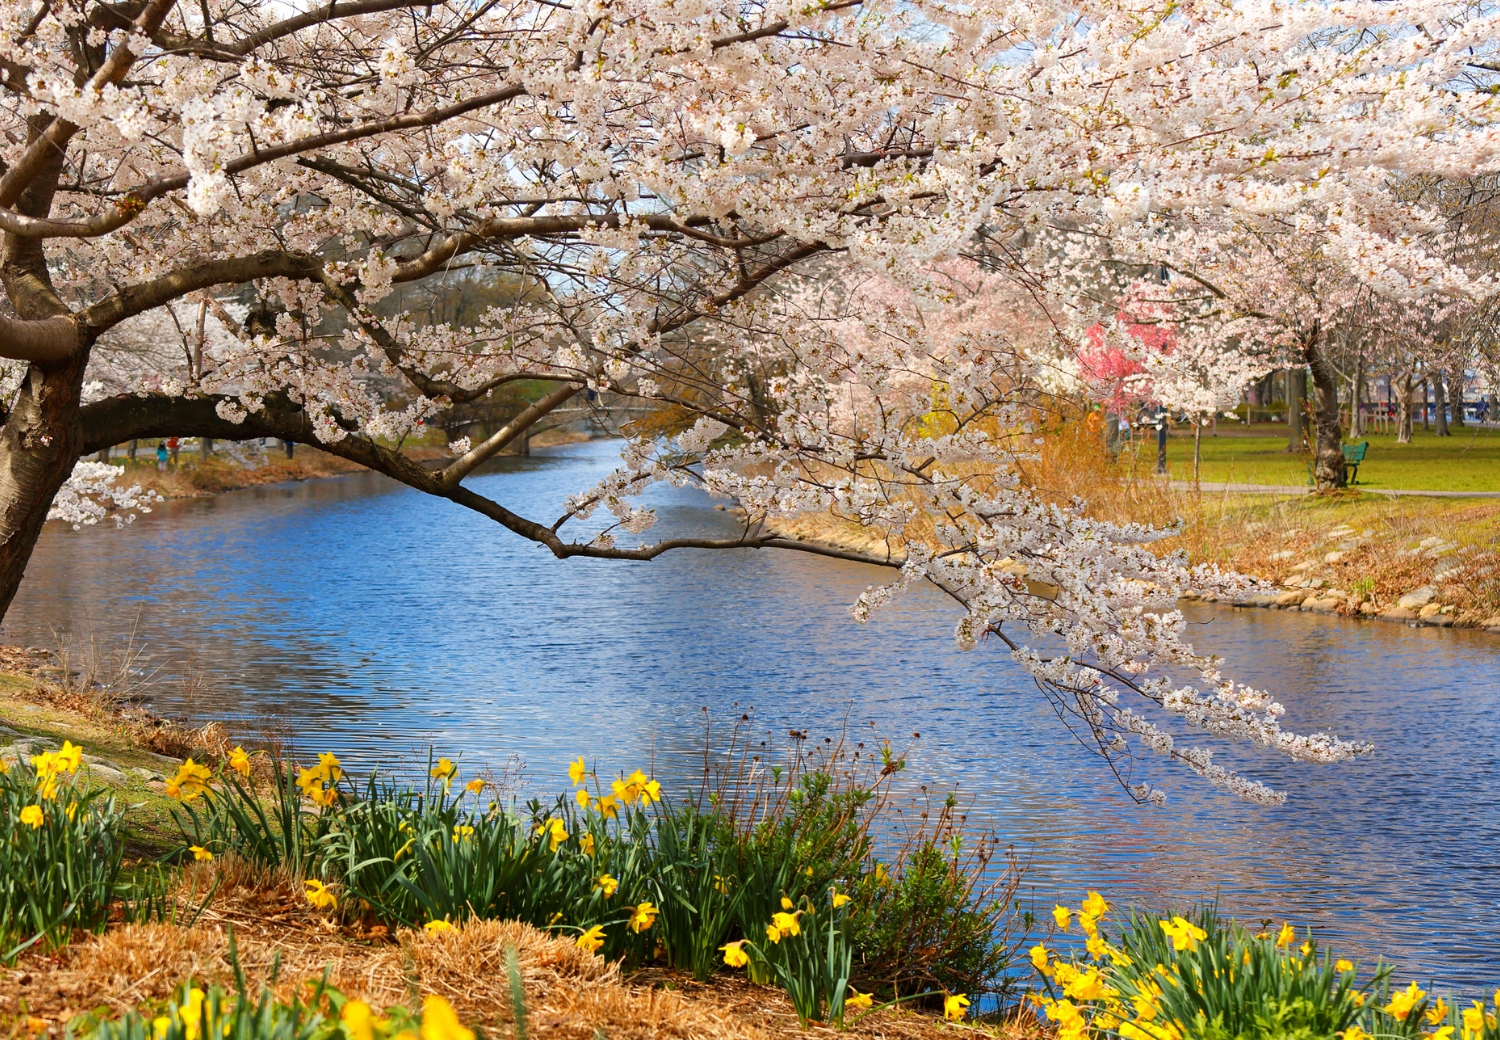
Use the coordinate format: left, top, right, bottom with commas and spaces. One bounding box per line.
156, 442, 168, 472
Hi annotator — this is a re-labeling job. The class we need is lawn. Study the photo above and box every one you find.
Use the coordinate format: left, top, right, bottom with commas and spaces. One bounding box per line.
1122, 422, 1500, 492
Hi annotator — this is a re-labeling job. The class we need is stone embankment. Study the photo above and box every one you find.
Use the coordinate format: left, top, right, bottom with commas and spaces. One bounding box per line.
758, 512, 1500, 634
1183, 525, 1500, 632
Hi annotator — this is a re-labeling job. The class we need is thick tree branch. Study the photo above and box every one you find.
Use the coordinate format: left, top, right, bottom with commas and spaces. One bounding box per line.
0, 312, 78, 363
438, 381, 580, 490
77, 390, 908, 572
78, 249, 321, 334
0, 0, 176, 209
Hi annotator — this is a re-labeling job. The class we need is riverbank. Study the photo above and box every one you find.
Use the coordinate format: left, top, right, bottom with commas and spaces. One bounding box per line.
98, 429, 594, 507
766, 493, 1500, 633
0, 654, 1022, 1040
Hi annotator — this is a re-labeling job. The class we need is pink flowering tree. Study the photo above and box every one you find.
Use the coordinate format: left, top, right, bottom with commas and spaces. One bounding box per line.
0, 0, 1497, 800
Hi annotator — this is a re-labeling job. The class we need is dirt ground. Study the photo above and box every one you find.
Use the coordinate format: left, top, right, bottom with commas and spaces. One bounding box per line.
0, 861, 1027, 1040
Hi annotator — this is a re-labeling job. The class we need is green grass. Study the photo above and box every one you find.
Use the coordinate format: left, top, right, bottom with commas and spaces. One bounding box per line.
1128, 423, 1500, 492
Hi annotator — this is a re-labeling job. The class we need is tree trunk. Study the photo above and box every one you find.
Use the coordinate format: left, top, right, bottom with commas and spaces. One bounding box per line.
1421, 379, 1430, 430
128, 439, 138, 460
1286, 367, 1306, 452
1350, 357, 1365, 437
1308, 338, 1346, 489
1450, 371, 1466, 428
0, 356, 91, 620
1193, 419, 1202, 483
201, 436, 213, 457
1395, 370, 1415, 443
1434, 372, 1450, 436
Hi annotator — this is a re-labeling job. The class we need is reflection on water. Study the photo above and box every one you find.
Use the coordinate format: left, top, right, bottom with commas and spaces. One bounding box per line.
11, 441, 1500, 989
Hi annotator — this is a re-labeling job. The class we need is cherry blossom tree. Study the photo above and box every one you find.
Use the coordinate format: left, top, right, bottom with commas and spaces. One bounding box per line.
4, 0, 1500, 801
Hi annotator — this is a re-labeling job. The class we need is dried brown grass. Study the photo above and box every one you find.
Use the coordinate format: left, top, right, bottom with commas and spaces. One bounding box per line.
1, 864, 1030, 1040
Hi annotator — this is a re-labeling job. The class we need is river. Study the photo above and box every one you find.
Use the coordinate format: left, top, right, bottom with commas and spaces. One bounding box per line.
9, 440, 1499, 991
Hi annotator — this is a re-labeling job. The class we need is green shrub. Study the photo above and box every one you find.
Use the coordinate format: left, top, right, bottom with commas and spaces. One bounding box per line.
0, 742, 126, 958
164, 732, 1021, 1015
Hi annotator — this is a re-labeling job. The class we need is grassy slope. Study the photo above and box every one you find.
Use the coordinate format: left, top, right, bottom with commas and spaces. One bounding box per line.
1124, 424, 1500, 492
0, 669, 186, 855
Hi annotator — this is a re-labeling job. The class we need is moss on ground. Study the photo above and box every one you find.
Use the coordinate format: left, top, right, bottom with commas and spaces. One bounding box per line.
0, 666, 188, 856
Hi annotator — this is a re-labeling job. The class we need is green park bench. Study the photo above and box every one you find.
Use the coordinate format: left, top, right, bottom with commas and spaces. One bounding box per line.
1306, 440, 1369, 485
1342, 440, 1368, 484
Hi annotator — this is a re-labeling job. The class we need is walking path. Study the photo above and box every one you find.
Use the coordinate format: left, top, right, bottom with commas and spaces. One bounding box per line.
1168, 480, 1500, 498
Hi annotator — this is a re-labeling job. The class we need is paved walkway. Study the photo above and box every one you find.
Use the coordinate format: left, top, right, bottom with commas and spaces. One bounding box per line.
1168, 481, 1500, 499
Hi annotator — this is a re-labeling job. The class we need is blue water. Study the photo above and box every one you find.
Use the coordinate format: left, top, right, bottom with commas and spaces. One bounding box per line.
11, 440, 1500, 990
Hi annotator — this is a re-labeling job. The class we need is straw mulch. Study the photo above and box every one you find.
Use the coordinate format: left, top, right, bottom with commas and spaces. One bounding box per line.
0, 865, 1022, 1040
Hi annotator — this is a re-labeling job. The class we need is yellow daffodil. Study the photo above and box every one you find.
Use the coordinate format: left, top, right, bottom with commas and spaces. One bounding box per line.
1463, 1004, 1486, 1040
597, 794, 619, 819
575, 787, 590, 808
304, 878, 338, 910
714, 875, 730, 894
1386, 981, 1427, 1021
944, 994, 970, 1021
1160, 916, 1207, 952
873, 863, 888, 885
1080, 912, 1099, 939
1086, 935, 1108, 960
341, 1000, 375, 1040
1082, 891, 1109, 918
1428, 1000, 1451, 1025
720, 940, 750, 968
536, 817, 567, 852
19, 804, 43, 828
190, 845, 213, 862
420, 995, 474, 1040
595, 874, 619, 897
1342, 1027, 1369, 1040
770, 911, 801, 940
831, 889, 851, 908
576, 925, 606, 954
1054, 904, 1072, 930
229, 746, 251, 778
430, 757, 456, 788
0, 757, 8, 775
1433, 1028, 1456, 1040
781, 896, 794, 911
316, 751, 342, 783
465, 778, 484, 795
1275, 922, 1296, 949
1335, 959, 1354, 973
766, 922, 782, 944
1030, 944, 1052, 974
452, 824, 474, 841
628, 901, 658, 933
168, 759, 213, 802
568, 757, 587, 785
37, 775, 57, 801
1063, 968, 1111, 1002
424, 919, 454, 935
846, 988, 874, 1009
578, 832, 595, 855
639, 779, 662, 805
56, 741, 83, 773
179, 987, 206, 1040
